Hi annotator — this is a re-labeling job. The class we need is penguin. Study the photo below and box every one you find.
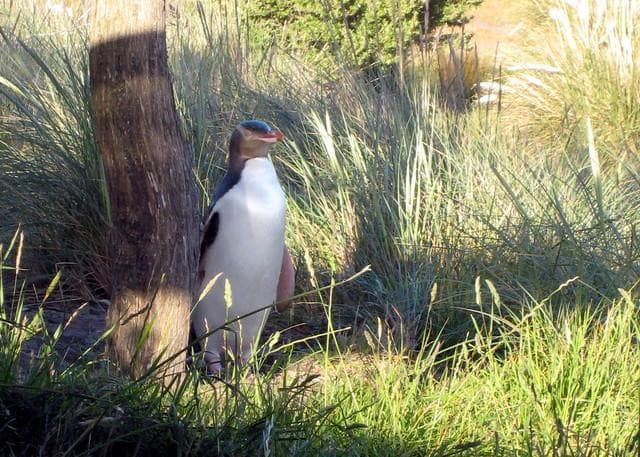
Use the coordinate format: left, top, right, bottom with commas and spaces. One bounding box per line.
192, 119, 294, 373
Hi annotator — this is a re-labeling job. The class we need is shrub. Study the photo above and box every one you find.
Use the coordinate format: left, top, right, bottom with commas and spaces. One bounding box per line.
244, 0, 483, 70
430, 0, 483, 25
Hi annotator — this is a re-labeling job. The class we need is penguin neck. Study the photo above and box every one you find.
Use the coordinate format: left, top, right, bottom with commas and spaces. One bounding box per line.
228, 134, 271, 179
228, 133, 246, 180
228, 154, 247, 182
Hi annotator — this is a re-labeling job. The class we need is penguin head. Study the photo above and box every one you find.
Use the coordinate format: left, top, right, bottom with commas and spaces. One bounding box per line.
229, 119, 284, 162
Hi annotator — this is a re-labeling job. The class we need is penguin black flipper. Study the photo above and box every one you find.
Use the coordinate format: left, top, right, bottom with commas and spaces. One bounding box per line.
200, 212, 219, 259
192, 170, 239, 362
199, 170, 242, 259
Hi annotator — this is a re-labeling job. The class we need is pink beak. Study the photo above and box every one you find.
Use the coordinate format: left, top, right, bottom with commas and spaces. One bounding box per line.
257, 130, 284, 143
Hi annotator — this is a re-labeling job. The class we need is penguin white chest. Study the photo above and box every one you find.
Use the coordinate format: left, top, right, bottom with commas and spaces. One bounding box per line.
194, 157, 286, 364
216, 158, 286, 272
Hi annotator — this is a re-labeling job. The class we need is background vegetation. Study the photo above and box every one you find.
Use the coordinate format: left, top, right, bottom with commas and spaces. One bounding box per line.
244, 0, 482, 70
0, 0, 639, 455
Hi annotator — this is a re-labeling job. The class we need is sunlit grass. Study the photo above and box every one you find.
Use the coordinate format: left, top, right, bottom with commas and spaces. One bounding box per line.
2, 233, 638, 454
506, 0, 640, 156
318, 286, 640, 455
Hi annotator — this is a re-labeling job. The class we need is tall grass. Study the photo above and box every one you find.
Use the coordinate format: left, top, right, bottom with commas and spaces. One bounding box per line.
507, 0, 640, 156
278, 82, 639, 345
0, 0, 638, 341
0, 234, 367, 456
0, 23, 108, 294
319, 288, 640, 455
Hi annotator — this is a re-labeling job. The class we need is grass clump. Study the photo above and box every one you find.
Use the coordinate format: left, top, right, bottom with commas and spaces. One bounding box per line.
0, 237, 365, 456
507, 0, 640, 156
319, 287, 640, 455
0, 25, 108, 294
280, 84, 639, 343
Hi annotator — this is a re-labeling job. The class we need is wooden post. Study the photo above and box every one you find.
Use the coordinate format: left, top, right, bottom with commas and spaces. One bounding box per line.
89, 0, 199, 379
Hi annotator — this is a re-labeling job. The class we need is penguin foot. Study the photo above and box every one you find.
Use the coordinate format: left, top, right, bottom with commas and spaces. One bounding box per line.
206, 360, 224, 375
202, 351, 223, 374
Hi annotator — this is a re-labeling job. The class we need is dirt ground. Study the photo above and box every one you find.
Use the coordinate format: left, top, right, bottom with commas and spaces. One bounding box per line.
465, 0, 531, 64
18, 298, 108, 373
15, 291, 320, 375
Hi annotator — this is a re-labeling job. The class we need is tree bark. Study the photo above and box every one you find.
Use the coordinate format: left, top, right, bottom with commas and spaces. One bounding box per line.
89, 0, 199, 379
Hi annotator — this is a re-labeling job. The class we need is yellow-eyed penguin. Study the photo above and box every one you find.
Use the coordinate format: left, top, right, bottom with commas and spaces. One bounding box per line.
192, 120, 294, 372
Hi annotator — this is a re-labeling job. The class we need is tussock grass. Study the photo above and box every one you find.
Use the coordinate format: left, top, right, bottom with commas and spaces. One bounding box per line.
0, 237, 363, 456
506, 0, 640, 156
320, 287, 640, 455
279, 87, 639, 344
0, 26, 108, 294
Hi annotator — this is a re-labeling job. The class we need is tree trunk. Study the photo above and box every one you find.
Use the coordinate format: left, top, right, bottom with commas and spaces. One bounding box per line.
89, 0, 199, 380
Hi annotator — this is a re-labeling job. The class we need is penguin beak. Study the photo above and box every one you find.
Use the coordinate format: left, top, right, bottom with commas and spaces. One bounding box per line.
256, 130, 284, 143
